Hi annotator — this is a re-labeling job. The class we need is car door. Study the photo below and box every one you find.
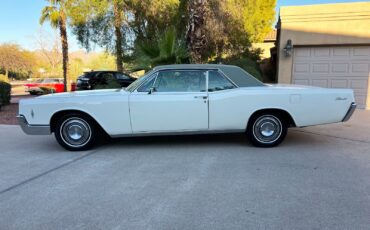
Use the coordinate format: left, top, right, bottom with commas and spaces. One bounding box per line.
207, 70, 239, 130
129, 69, 209, 133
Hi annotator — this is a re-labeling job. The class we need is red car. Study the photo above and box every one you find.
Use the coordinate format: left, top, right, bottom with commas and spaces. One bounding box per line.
25, 78, 75, 95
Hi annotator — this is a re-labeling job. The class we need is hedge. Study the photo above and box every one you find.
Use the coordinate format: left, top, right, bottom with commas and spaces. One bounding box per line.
0, 81, 11, 105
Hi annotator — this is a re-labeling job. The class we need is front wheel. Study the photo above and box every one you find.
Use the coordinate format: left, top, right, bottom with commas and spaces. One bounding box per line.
247, 114, 288, 147
54, 114, 96, 151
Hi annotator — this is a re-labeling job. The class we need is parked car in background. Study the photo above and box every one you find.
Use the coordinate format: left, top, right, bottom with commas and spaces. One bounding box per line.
76, 71, 135, 90
25, 78, 69, 95
18, 64, 357, 151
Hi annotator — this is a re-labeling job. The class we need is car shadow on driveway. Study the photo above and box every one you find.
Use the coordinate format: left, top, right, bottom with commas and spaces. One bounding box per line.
100, 131, 315, 149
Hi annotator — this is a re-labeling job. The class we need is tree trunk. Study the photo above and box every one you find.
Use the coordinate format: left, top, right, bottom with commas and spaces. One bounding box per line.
59, 14, 69, 92
5, 69, 9, 82
114, 0, 124, 72
186, 0, 208, 63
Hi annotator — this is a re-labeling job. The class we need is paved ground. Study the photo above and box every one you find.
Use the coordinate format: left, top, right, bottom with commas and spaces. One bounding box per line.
0, 110, 369, 230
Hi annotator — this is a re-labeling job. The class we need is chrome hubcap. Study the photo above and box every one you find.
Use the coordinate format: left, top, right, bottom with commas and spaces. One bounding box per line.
60, 118, 91, 147
253, 115, 282, 144
260, 122, 275, 137
67, 124, 84, 140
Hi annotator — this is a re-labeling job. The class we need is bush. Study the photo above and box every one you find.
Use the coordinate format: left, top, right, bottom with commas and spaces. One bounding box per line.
0, 81, 11, 105
208, 49, 263, 81
222, 56, 263, 81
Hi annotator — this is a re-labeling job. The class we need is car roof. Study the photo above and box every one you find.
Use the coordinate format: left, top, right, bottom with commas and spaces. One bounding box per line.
85, 70, 120, 73
154, 64, 229, 70
153, 64, 264, 87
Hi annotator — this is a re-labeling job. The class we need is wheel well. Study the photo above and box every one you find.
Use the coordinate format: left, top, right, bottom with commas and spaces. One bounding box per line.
247, 109, 296, 129
50, 110, 106, 134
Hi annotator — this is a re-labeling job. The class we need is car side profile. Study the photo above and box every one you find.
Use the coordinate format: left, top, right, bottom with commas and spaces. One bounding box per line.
18, 64, 356, 151
25, 78, 66, 95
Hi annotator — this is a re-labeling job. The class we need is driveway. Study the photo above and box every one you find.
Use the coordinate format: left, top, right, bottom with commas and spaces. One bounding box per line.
0, 110, 369, 230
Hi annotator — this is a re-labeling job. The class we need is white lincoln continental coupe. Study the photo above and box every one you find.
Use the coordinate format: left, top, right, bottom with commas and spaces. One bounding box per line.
18, 64, 356, 151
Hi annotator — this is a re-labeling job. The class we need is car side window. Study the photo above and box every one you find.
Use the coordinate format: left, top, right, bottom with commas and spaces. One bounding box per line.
91, 72, 121, 89
116, 73, 130, 80
208, 71, 236, 92
101, 73, 116, 82
153, 70, 206, 92
137, 76, 156, 92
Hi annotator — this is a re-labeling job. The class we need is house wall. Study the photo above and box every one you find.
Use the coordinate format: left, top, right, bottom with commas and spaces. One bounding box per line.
252, 42, 275, 59
277, 2, 370, 108
278, 2, 370, 83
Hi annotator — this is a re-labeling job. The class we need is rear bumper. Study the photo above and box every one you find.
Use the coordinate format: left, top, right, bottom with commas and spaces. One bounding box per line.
17, 115, 51, 135
342, 102, 357, 122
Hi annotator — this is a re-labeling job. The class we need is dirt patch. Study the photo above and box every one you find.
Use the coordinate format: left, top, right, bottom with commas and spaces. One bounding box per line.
0, 103, 18, 125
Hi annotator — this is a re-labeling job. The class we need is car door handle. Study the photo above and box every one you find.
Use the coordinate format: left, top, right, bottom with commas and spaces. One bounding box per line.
194, 96, 208, 99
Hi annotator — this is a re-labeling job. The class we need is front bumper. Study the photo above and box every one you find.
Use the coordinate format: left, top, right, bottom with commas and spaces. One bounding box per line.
17, 115, 51, 135
342, 102, 357, 122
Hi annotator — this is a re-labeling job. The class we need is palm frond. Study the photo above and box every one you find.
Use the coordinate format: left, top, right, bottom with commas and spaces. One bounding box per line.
132, 27, 189, 70
40, 5, 59, 28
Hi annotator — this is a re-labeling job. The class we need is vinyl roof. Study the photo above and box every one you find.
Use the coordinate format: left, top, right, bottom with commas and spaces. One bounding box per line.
154, 64, 264, 87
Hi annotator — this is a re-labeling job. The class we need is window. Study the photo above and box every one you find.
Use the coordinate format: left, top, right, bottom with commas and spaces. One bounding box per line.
208, 71, 235, 92
137, 76, 156, 92
94, 72, 120, 88
126, 70, 154, 92
116, 73, 130, 80
153, 70, 206, 92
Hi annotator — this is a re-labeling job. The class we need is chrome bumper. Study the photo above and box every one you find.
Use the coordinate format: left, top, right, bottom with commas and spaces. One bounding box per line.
17, 115, 51, 135
342, 102, 357, 122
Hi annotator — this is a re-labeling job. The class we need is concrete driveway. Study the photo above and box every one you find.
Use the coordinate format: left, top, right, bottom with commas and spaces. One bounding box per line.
0, 110, 369, 230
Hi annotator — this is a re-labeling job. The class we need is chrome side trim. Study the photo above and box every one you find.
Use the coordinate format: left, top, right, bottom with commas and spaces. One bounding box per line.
342, 102, 356, 122
110, 129, 245, 138
17, 115, 51, 135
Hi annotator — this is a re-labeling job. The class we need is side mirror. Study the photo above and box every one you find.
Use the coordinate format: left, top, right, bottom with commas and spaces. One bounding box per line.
148, 87, 156, 95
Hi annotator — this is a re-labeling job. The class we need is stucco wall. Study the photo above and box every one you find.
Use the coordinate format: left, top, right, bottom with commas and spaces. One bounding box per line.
277, 2, 370, 83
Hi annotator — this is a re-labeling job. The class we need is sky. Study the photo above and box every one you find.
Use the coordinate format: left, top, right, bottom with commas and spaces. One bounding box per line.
0, 0, 368, 51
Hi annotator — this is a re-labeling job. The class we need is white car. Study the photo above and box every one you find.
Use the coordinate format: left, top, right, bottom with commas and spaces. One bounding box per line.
18, 64, 356, 151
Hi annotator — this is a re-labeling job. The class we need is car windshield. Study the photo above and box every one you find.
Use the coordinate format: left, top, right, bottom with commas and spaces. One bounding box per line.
125, 70, 153, 92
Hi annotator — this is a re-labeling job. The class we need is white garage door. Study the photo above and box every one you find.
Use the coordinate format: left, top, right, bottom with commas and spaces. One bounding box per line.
293, 46, 370, 109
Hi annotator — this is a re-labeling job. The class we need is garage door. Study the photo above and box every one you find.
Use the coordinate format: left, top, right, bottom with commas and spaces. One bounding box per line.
293, 46, 370, 109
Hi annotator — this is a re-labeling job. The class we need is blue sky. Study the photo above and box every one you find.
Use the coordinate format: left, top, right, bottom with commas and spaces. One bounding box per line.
0, 0, 368, 51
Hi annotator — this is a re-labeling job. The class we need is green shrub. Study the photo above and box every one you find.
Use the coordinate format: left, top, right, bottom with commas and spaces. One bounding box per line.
0, 81, 11, 105
208, 49, 263, 81
221, 56, 263, 81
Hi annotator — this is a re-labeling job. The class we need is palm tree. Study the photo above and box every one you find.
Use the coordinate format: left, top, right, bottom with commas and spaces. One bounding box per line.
40, 0, 69, 92
113, 0, 124, 72
134, 27, 189, 70
186, 0, 208, 63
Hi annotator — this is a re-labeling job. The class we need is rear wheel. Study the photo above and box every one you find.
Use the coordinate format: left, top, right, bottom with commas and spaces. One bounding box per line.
54, 114, 96, 151
247, 113, 287, 147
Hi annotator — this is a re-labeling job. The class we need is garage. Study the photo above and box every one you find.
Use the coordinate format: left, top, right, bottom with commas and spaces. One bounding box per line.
292, 46, 370, 109
276, 2, 370, 109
